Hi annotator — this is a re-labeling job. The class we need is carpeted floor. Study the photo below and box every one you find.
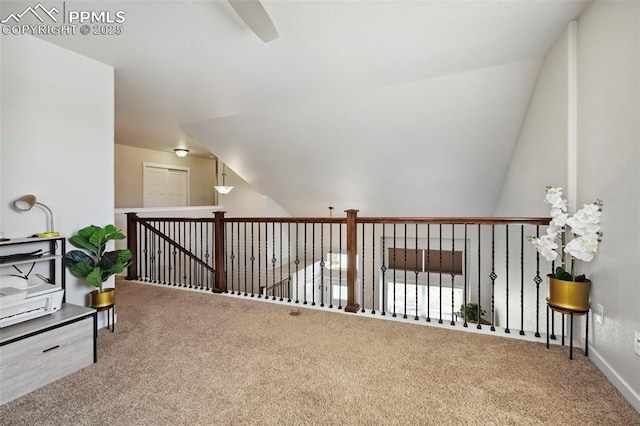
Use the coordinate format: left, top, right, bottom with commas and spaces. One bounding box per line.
1, 280, 638, 425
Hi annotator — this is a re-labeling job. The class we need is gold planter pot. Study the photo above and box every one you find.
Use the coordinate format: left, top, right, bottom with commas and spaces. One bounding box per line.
547, 275, 590, 312
90, 288, 115, 308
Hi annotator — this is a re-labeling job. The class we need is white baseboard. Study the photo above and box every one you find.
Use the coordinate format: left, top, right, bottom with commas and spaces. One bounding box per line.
588, 345, 640, 413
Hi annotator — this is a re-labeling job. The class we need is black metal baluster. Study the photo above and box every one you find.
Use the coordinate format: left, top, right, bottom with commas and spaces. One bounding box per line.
426, 224, 431, 323
161, 221, 166, 285
135, 221, 140, 280
451, 224, 456, 326
505, 224, 510, 334
257, 222, 261, 298
251, 223, 256, 297
371, 224, 376, 315
311, 222, 316, 306
279, 223, 284, 301
329, 221, 333, 309
231, 223, 237, 294
143, 224, 148, 281
184, 221, 195, 288
205, 221, 209, 289
155, 221, 160, 283
534, 226, 542, 337
361, 223, 366, 313
158, 221, 163, 285
403, 224, 408, 319
208, 221, 212, 291
272, 222, 277, 301
171, 222, 176, 285
166, 221, 170, 285
414, 223, 419, 321
392, 224, 396, 318
150, 221, 155, 282
288, 222, 292, 303
228, 222, 233, 294
476, 225, 481, 329
158, 221, 163, 283
177, 222, 182, 286
199, 221, 204, 289
181, 221, 186, 287
320, 223, 325, 307
243, 223, 248, 296
175, 222, 180, 285
438, 224, 443, 324
265, 223, 268, 299
189, 221, 193, 289
295, 223, 300, 304
143, 221, 147, 281
490, 225, 497, 332
550, 260, 556, 340
172, 221, 176, 285
303, 223, 307, 304
256, 222, 267, 299
338, 223, 343, 310
186, 221, 190, 287
176, 221, 180, 286
463, 224, 468, 327
380, 224, 386, 316
520, 225, 525, 335
167, 221, 178, 285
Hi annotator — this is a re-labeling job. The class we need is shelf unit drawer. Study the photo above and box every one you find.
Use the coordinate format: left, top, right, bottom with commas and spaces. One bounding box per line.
0, 317, 94, 405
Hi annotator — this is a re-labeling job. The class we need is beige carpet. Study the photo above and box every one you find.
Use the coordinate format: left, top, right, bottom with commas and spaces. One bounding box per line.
1, 281, 638, 425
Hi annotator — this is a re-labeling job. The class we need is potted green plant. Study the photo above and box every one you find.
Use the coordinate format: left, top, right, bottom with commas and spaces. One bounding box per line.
529, 187, 603, 311
64, 224, 132, 308
459, 302, 486, 324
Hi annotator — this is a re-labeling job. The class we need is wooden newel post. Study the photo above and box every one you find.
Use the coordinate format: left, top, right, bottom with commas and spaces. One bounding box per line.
213, 211, 227, 293
125, 212, 138, 280
344, 209, 360, 313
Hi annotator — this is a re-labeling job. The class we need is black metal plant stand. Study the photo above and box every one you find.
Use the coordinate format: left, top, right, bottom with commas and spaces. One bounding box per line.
546, 303, 589, 360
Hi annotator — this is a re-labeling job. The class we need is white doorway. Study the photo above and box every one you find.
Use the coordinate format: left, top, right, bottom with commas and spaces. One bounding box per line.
143, 162, 190, 207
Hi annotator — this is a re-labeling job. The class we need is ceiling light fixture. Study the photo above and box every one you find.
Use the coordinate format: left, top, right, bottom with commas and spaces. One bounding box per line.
13, 194, 59, 237
214, 161, 234, 195
174, 148, 189, 158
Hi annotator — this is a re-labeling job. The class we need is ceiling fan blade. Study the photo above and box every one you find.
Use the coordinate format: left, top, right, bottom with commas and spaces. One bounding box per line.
228, 0, 279, 43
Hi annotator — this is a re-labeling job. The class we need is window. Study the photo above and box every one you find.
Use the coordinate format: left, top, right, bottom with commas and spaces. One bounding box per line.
382, 276, 464, 320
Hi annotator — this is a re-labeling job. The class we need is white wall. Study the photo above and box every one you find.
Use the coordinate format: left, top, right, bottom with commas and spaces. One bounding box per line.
494, 27, 570, 216
575, 0, 640, 410
494, 1, 640, 411
219, 165, 290, 218
1, 35, 114, 307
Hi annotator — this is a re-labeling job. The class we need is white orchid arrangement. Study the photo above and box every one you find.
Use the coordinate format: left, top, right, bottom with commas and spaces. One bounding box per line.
528, 186, 603, 282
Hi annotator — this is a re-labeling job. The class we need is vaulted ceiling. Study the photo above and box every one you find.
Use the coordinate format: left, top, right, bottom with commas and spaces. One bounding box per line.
32, 0, 590, 216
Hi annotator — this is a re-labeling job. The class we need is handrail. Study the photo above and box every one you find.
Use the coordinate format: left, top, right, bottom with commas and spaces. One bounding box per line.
357, 217, 550, 225
223, 217, 550, 225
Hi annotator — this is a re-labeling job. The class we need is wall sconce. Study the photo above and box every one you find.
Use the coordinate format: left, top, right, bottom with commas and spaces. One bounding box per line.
214, 161, 234, 195
174, 148, 189, 158
13, 194, 59, 237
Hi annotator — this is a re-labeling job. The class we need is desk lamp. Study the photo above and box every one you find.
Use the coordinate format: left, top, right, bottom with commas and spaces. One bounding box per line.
13, 194, 59, 237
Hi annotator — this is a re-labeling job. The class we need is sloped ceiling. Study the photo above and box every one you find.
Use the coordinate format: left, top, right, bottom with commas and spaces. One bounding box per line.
22, 0, 590, 216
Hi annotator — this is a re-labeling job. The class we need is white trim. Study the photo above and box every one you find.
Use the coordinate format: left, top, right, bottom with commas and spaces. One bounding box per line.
587, 346, 640, 412
143, 162, 190, 172
567, 21, 578, 209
